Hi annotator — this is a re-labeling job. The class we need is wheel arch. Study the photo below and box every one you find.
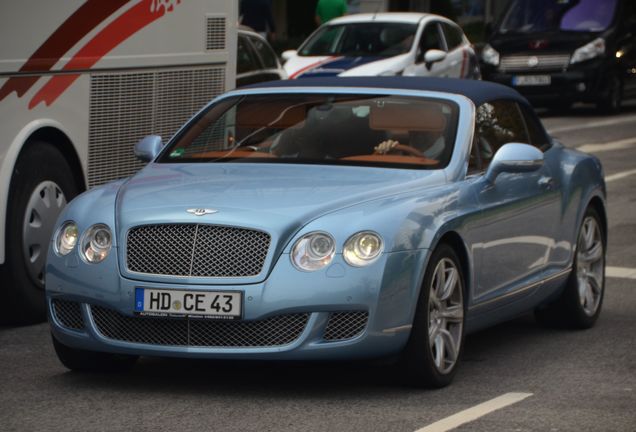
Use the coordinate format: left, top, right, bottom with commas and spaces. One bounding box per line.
434, 231, 472, 301
0, 121, 85, 263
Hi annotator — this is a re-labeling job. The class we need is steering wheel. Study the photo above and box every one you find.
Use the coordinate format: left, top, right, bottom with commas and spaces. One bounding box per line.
374, 140, 426, 158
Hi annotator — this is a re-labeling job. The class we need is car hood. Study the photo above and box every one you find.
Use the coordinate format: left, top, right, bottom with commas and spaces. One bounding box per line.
115, 162, 445, 283
285, 54, 409, 79
117, 162, 441, 227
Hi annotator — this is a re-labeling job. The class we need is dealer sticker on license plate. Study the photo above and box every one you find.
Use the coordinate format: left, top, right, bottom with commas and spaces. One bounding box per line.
134, 288, 242, 319
512, 75, 551, 86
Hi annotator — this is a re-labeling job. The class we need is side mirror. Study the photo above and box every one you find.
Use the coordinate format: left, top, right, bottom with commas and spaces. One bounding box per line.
134, 135, 163, 162
281, 49, 297, 62
424, 49, 447, 69
485, 143, 543, 183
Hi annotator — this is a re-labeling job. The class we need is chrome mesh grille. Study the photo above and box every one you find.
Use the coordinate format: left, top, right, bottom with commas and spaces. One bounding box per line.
499, 54, 570, 72
52, 299, 84, 330
91, 306, 309, 347
206, 17, 226, 50
323, 311, 368, 341
126, 224, 271, 277
88, 67, 225, 188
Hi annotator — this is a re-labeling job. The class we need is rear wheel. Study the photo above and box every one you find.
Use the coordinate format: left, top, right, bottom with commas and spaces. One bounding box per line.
401, 244, 465, 388
52, 334, 138, 373
0, 142, 79, 324
535, 206, 605, 329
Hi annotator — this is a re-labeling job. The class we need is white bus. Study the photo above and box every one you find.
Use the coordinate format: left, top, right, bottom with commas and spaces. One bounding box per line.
0, 0, 238, 323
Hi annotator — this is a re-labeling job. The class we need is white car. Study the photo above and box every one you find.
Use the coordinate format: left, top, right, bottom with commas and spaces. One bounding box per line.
282, 13, 480, 80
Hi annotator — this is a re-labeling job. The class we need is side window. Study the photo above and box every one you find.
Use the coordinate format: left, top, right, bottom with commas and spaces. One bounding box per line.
520, 105, 551, 151
237, 35, 259, 74
472, 100, 529, 171
249, 36, 278, 69
419, 22, 444, 56
442, 23, 463, 51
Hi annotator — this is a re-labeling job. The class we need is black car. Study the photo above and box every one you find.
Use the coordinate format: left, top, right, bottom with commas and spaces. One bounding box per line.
480, 0, 636, 112
237, 28, 287, 87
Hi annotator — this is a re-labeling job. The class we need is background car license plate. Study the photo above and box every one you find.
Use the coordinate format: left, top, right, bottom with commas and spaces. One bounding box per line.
134, 288, 242, 319
512, 75, 551, 86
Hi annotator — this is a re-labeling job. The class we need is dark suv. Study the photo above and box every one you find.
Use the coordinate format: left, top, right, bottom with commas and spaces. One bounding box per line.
480, 0, 636, 112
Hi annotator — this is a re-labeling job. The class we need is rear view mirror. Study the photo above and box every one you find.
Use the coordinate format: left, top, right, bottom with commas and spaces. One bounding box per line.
281, 50, 297, 62
134, 135, 163, 162
424, 49, 447, 69
485, 143, 543, 183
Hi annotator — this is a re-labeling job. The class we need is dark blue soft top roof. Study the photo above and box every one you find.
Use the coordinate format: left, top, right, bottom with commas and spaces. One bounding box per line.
241, 76, 529, 107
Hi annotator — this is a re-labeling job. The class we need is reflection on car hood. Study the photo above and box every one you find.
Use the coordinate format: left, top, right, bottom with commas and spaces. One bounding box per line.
116, 162, 443, 235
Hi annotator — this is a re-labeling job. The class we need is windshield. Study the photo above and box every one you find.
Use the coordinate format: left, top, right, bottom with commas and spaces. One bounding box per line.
299, 23, 418, 57
500, 0, 617, 33
159, 93, 459, 170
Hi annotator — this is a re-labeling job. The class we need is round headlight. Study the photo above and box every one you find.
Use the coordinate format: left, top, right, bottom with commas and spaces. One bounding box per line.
343, 231, 383, 267
54, 222, 78, 256
291, 231, 335, 271
81, 224, 112, 263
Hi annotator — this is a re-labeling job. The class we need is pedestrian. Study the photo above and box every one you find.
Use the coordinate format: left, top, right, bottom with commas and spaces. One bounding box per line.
315, 0, 347, 26
240, 0, 276, 41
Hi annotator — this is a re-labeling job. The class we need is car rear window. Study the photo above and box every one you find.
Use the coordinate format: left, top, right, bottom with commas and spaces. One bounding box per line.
160, 93, 459, 170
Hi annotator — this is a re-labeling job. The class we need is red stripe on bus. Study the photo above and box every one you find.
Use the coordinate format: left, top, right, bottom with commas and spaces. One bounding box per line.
0, 0, 128, 102
29, 0, 180, 109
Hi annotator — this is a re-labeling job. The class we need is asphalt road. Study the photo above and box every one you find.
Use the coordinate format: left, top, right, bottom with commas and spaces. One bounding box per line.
2, 103, 636, 432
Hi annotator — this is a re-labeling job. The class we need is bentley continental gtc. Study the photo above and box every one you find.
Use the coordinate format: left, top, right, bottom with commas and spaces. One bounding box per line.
47, 77, 606, 387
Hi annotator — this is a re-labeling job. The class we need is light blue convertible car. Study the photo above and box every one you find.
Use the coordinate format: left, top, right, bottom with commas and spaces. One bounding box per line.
47, 77, 606, 387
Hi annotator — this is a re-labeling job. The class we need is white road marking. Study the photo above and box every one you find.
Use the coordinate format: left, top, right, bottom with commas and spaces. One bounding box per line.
606, 266, 636, 279
605, 168, 636, 183
577, 137, 636, 154
414, 393, 533, 432
547, 114, 636, 134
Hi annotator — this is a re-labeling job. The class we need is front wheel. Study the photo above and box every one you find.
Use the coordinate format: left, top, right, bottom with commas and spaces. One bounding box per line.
401, 244, 465, 388
0, 142, 79, 324
597, 74, 622, 114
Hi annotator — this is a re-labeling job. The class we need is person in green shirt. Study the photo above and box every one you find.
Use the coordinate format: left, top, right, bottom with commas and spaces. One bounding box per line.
315, 0, 347, 26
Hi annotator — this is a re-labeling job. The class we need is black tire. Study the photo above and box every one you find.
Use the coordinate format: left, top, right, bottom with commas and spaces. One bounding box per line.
597, 74, 622, 114
401, 244, 466, 388
0, 142, 79, 324
52, 334, 138, 373
535, 206, 606, 329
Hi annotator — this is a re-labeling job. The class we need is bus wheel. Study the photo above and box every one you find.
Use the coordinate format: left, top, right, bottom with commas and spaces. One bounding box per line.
0, 142, 79, 324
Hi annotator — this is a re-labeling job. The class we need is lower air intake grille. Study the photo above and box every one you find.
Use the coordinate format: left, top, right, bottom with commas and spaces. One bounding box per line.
91, 306, 309, 347
52, 299, 84, 330
88, 66, 226, 188
323, 311, 368, 341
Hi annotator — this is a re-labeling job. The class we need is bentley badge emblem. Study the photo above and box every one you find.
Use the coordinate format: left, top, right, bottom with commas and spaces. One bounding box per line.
186, 208, 218, 216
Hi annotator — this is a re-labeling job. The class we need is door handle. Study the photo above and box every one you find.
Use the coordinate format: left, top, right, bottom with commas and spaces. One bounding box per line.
538, 176, 555, 190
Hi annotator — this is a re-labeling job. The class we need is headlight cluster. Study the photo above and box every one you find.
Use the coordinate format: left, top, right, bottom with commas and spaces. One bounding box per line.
481, 43, 500, 66
53, 222, 112, 264
570, 38, 605, 65
291, 230, 383, 271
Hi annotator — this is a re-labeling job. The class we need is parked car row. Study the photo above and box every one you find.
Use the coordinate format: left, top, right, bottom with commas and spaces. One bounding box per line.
242, 1, 636, 112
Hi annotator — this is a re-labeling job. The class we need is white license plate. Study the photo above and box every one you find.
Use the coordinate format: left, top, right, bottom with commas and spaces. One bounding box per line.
134, 288, 242, 319
512, 75, 551, 86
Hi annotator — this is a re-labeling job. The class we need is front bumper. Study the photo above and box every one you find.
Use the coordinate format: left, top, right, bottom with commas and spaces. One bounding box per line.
481, 58, 611, 105
47, 250, 426, 360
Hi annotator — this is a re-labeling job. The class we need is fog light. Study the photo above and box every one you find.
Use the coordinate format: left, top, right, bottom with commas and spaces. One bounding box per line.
576, 83, 586, 92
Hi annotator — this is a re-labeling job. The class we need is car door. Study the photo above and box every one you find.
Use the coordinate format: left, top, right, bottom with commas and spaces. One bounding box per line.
403, 21, 452, 77
465, 100, 560, 305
